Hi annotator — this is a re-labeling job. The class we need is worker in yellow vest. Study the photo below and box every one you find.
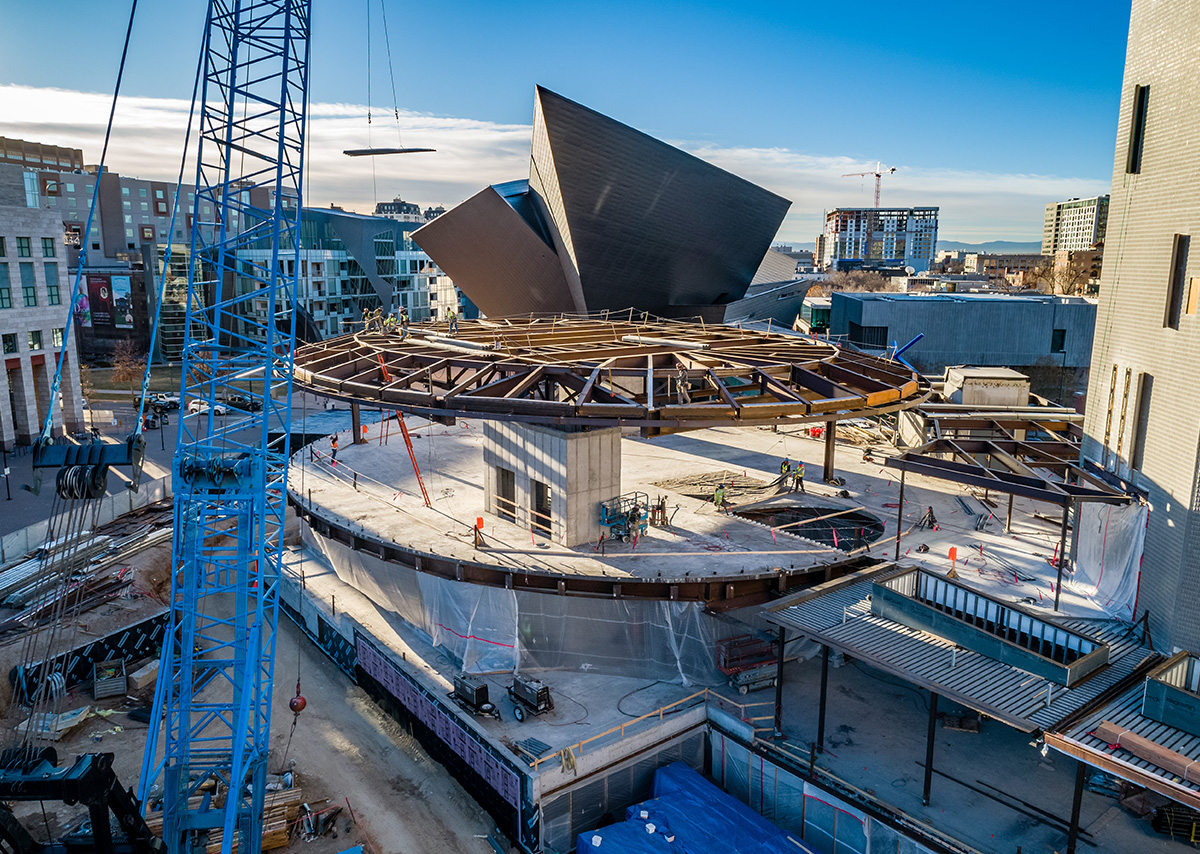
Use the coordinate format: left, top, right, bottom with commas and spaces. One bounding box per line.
791, 461, 806, 494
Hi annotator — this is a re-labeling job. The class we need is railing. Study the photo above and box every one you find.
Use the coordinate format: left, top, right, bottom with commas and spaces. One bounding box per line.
527, 689, 775, 770
490, 493, 555, 539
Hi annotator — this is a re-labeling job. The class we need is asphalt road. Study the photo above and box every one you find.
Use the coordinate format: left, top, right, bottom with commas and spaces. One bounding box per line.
0, 391, 335, 535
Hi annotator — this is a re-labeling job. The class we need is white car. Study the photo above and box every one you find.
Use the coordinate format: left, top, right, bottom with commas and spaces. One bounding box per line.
188, 399, 228, 416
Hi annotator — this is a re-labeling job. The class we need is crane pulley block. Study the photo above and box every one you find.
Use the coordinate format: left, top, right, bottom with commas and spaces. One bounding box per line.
28, 433, 146, 498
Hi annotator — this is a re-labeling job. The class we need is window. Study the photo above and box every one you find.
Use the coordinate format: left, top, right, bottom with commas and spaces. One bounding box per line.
140, 226, 155, 241
52, 327, 63, 348
1, 334, 15, 355
0, 264, 9, 308
41, 177, 59, 196
1166, 234, 1189, 329
41, 237, 54, 257
121, 186, 129, 196
1127, 84, 1149, 174
848, 321, 889, 348
0, 236, 5, 257
15, 237, 30, 257
155, 200, 168, 215
19, 263, 36, 306
155, 189, 164, 199
1051, 328, 1066, 353
44, 262, 60, 305
1130, 373, 1154, 471
26, 330, 41, 351
22, 172, 38, 208
65, 182, 75, 193
139, 187, 147, 197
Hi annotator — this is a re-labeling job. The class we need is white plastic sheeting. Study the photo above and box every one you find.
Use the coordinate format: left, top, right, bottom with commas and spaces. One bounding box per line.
1071, 502, 1147, 620
303, 522, 726, 683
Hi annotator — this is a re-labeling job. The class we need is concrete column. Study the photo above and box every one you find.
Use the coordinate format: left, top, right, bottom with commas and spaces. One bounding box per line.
0, 365, 14, 450
58, 342, 86, 433
9, 355, 40, 444
32, 357, 60, 437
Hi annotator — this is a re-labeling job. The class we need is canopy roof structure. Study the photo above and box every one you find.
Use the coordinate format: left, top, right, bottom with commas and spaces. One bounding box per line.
886, 437, 1131, 506
292, 314, 931, 434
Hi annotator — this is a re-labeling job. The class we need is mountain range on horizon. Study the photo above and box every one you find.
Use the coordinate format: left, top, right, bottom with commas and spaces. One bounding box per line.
774, 239, 1043, 255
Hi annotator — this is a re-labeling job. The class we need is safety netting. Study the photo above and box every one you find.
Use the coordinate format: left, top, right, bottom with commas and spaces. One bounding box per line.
1069, 502, 1147, 620
302, 522, 729, 683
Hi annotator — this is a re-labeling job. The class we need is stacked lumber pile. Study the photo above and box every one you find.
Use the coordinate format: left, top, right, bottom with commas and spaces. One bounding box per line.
1095, 720, 1200, 784
143, 787, 304, 852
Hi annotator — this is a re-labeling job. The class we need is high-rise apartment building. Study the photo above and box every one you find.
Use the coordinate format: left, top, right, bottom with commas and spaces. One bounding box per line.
1042, 195, 1109, 254
1082, 0, 1200, 651
817, 207, 938, 273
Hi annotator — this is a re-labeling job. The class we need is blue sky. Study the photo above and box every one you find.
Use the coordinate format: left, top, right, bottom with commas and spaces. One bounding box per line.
0, 0, 1132, 243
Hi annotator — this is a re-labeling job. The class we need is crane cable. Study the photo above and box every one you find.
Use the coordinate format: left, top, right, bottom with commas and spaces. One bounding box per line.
135, 15, 209, 432
38, 0, 139, 445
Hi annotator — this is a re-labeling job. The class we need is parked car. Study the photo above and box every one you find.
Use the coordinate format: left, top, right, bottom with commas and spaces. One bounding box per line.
188, 400, 228, 416
223, 394, 263, 412
153, 393, 181, 410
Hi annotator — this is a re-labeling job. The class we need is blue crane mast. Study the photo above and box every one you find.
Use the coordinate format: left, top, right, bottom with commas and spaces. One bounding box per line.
138, 3, 311, 854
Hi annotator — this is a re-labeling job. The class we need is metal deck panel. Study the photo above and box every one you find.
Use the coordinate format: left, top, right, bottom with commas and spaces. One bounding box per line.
765, 570, 1156, 732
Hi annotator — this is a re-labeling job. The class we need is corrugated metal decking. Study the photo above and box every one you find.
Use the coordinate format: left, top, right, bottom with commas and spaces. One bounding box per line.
763, 567, 1160, 733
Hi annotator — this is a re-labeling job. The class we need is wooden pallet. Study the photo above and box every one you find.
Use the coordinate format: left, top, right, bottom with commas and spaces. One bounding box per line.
144, 787, 303, 852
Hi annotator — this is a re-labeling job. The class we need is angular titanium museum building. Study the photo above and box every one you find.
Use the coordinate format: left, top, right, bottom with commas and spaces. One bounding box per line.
413, 87, 793, 319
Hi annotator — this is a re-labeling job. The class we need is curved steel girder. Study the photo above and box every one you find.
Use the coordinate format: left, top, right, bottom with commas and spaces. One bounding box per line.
293, 315, 932, 433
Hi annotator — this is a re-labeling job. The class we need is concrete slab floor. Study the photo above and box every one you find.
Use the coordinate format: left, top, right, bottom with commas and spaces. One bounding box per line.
293, 417, 1118, 620
774, 651, 1176, 854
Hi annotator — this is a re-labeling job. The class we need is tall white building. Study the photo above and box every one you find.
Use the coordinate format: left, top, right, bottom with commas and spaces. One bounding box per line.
817, 207, 938, 273
1042, 195, 1109, 254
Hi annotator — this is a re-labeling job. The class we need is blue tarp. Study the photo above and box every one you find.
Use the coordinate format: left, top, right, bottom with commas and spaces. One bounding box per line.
577, 763, 813, 854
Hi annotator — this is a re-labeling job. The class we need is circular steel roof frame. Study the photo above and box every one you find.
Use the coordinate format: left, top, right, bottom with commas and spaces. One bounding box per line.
293, 314, 931, 434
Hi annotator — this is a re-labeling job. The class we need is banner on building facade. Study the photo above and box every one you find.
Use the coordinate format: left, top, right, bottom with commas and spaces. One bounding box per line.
87, 275, 114, 326
111, 275, 133, 329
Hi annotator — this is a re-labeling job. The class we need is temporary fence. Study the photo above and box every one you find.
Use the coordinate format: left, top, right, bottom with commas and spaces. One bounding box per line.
0, 474, 173, 564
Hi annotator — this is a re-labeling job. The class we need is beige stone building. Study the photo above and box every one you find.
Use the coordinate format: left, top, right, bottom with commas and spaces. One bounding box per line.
0, 203, 86, 447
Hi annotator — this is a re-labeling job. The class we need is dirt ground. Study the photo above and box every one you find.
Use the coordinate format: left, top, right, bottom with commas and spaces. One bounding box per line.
6, 615, 499, 854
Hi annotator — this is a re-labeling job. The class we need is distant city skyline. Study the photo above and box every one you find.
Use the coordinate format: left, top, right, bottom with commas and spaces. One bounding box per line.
0, 0, 1132, 244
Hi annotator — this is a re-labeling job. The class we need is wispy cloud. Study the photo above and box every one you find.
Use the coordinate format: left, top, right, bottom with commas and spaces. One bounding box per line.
0, 84, 1109, 244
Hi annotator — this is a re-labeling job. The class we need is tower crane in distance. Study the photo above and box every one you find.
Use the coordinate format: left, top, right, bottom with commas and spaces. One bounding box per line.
842, 161, 896, 208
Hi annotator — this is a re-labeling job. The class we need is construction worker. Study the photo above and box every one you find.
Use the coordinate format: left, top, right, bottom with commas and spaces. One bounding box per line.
781, 456, 792, 480
330, 434, 338, 465
447, 307, 459, 335
791, 461, 806, 494
675, 365, 691, 405
713, 483, 728, 512
399, 306, 410, 340
361, 423, 369, 443
384, 313, 397, 334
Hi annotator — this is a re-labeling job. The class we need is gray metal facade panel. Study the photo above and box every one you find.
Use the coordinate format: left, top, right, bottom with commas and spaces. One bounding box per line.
412, 186, 574, 317
1081, 0, 1200, 652
533, 86, 790, 312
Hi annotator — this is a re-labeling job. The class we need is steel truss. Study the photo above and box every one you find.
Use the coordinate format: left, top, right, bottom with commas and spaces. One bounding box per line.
139, 3, 310, 854
293, 314, 930, 434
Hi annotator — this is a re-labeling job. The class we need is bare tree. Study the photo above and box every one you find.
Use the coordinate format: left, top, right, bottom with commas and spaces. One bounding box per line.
111, 340, 145, 403
78, 365, 96, 431
1030, 259, 1089, 296
809, 270, 898, 297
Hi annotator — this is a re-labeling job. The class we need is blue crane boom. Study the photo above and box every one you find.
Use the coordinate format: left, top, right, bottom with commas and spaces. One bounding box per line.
138, 3, 311, 854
